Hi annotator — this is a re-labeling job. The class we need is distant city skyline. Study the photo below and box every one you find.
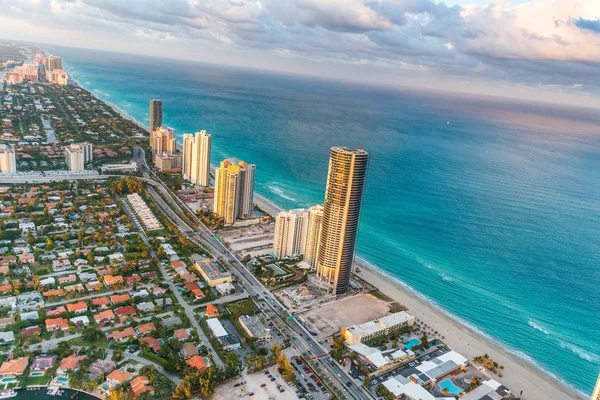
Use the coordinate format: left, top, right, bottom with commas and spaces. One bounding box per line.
1, 0, 600, 107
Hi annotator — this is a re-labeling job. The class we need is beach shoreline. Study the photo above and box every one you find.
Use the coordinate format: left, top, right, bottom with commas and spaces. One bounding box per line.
252, 194, 583, 400
76, 80, 585, 400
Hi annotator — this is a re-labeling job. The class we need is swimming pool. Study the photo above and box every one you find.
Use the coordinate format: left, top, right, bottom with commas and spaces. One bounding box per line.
403, 339, 421, 349
439, 380, 462, 394
57, 377, 68, 383
0, 377, 14, 383
102, 384, 109, 391
30, 371, 44, 377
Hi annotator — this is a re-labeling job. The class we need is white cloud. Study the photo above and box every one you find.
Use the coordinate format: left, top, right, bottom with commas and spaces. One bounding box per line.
1, 0, 600, 101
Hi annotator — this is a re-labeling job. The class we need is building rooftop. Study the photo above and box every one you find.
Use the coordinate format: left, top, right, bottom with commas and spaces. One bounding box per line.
239, 315, 270, 339
345, 311, 415, 338
206, 318, 228, 338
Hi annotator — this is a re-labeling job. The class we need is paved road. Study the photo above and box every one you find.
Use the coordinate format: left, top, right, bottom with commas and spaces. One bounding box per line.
136, 150, 368, 398
139, 174, 369, 399
135, 188, 223, 368
123, 352, 182, 384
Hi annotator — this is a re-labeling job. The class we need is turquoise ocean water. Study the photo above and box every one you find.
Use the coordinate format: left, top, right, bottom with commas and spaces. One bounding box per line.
52, 46, 600, 395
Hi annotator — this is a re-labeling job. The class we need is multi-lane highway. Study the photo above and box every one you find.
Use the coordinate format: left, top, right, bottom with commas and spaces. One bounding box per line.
135, 147, 369, 399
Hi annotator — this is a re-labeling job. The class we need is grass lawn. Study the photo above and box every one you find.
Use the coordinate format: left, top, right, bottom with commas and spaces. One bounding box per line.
31, 263, 52, 276
24, 374, 52, 386
225, 298, 259, 319
69, 335, 108, 349
123, 251, 143, 260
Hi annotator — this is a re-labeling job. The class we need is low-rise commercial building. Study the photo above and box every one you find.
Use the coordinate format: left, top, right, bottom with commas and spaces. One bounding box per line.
206, 318, 241, 351
126, 193, 163, 231
192, 254, 232, 287
342, 311, 416, 345
239, 315, 271, 342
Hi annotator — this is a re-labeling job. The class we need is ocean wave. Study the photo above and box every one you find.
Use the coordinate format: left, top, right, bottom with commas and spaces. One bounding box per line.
268, 185, 298, 202
528, 320, 551, 335
354, 255, 589, 399
559, 341, 600, 363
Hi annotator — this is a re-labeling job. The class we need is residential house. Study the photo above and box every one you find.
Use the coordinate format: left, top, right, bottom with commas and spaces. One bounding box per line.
181, 342, 199, 359
115, 306, 136, 318
185, 355, 208, 371
106, 370, 133, 388
94, 310, 116, 324
0, 357, 29, 377
174, 329, 189, 342
45, 317, 69, 332
88, 359, 116, 381
135, 322, 155, 337
103, 275, 124, 287
107, 327, 137, 343
70, 315, 90, 327
130, 376, 154, 397
92, 296, 111, 309
205, 304, 219, 317
57, 354, 88, 375
110, 294, 130, 304
66, 301, 88, 314
30, 355, 57, 373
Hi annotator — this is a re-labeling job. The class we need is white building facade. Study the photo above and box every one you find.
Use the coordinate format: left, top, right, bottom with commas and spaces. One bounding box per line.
182, 130, 211, 187
0, 145, 16, 173
273, 209, 308, 259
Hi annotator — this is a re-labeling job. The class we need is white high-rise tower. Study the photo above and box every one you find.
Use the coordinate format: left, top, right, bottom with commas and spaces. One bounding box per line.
183, 130, 212, 186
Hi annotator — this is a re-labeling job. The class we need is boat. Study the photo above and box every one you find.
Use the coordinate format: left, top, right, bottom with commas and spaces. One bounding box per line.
47, 387, 63, 396
0, 389, 17, 399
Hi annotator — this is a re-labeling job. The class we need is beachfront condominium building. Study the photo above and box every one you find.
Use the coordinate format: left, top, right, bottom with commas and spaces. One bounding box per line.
213, 159, 255, 224
273, 209, 308, 259
316, 146, 369, 295
44, 55, 62, 71
304, 204, 324, 268
183, 130, 212, 186
151, 127, 177, 157
592, 373, 600, 400
64, 143, 93, 171
0, 145, 16, 174
149, 99, 163, 143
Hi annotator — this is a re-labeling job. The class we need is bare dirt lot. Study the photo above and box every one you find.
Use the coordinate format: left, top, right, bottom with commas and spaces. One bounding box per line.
213, 365, 298, 400
299, 293, 391, 339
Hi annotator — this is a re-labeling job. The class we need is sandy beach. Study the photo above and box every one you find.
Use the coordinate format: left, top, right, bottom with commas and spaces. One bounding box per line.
254, 193, 583, 400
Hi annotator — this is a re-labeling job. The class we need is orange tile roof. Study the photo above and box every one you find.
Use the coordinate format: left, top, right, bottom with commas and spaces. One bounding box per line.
107, 327, 136, 341
104, 275, 124, 286
185, 355, 207, 371
136, 322, 155, 335
47, 306, 67, 316
92, 296, 110, 306
206, 304, 219, 316
110, 294, 130, 303
0, 357, 29, 376
130, 376, 153, 396
59, 355, 87, 371
45, 318, 68, 330
66, 301, 88, 312
173, 328, 189, 340
94, 310, 115, 322
43, 289, 65, 297
106, 369, 132, 384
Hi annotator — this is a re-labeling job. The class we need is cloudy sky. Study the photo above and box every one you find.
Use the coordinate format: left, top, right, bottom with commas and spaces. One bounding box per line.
1, 0, 600, 106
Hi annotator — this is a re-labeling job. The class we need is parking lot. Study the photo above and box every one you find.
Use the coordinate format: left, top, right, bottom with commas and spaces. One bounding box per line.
213, 365, 298, 400
290, 355, 333, 400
